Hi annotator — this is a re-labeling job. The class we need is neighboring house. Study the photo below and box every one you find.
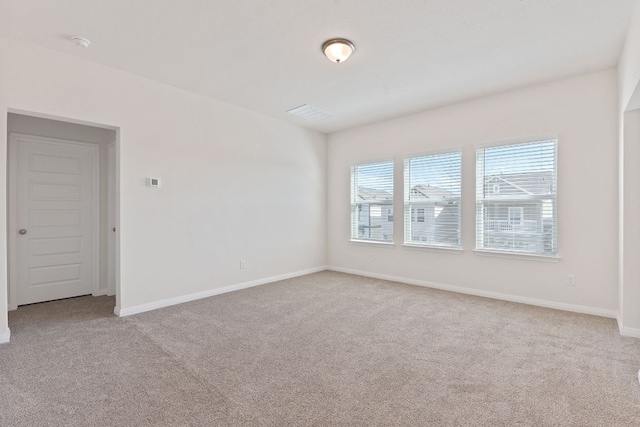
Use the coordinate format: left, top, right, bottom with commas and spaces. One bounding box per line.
408, 184, 460, 245
356, 187, 393, 241
481, 171, 555, 253
356, 184, 460, 244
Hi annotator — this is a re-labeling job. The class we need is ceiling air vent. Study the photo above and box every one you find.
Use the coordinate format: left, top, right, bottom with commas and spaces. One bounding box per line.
286, 104, 334, 122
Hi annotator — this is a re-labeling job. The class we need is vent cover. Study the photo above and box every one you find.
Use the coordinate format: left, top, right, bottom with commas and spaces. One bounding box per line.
286, 104, 334, 122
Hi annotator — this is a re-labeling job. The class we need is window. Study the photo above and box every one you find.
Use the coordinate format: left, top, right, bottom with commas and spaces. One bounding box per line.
508, 207, 524, 228
351, 161, 394, 242
404, 152, 461, 248
476, 140, 557, 255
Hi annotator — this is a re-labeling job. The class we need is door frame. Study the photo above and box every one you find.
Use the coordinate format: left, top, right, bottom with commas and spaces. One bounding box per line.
8, 133, 100, 309
107, 141, 116, 296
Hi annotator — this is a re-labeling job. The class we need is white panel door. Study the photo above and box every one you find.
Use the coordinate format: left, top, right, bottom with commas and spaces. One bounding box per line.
11, 134, 98, 306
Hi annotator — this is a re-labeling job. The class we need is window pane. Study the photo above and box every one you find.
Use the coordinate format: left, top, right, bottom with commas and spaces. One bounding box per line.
404, 152, 461, 248
476, 140, 557, 255
351, 161, 394, 242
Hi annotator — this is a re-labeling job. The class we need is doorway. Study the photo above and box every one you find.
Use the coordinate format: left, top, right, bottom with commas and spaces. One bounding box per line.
6, 112, 118, 310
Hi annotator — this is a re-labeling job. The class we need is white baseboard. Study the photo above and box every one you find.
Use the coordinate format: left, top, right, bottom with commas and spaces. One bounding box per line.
617, 316, 640, 338
329, 266, 618, 319
619, 326, 640, 338
0, 328, 11, 344
113, 264, 624, 331
114, 266, 328, 317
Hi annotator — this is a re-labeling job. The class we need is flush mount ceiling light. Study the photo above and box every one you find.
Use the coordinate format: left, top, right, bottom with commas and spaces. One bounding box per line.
322, 38, 355, 63
71, 36, 91, 48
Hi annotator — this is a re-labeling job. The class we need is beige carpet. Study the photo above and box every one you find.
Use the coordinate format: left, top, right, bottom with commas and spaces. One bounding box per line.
1, 271, 639, 426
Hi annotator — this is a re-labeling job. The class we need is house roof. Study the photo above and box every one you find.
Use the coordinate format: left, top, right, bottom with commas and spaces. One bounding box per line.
358, 184, 458, 202
485, 171, 554, 195
411, 184, 456, 200
357, 187, 393, 202
358, 172, 553, 202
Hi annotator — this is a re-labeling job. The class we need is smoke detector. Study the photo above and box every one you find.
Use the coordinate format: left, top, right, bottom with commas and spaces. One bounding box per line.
71, 36, 91, 48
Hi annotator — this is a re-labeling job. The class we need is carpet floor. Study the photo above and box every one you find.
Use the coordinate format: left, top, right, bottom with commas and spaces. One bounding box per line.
1, 271, 639, 426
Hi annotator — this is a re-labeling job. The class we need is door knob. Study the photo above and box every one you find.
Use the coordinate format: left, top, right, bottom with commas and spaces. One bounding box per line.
18, 229, 27, 235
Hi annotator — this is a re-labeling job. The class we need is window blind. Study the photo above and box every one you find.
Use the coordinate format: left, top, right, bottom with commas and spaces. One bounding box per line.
351, 161, 394, 242
476, 140, 557, 255
404, 152, 461, 248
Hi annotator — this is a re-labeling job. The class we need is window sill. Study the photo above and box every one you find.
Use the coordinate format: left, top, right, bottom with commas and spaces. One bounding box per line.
349, 239, 396, 248
473, 249, 561, 262
402, 244, 463, 255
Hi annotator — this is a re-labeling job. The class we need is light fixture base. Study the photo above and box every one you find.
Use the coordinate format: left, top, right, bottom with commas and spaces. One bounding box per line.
71, 36, 91, 48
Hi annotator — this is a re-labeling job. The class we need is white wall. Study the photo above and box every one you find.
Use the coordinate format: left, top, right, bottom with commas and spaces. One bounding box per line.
328, 69, 619, 315
618, 0, 640, 336
7, 113, 116, 302
0, 36, 327, 337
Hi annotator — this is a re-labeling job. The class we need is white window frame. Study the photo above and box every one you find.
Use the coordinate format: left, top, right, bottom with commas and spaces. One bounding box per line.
403, 150, 462, 249
350, 160, 394, 243
475, 139, 558, 257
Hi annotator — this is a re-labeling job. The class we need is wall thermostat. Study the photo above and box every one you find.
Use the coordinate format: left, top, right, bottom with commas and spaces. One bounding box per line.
147, 177, 161, 188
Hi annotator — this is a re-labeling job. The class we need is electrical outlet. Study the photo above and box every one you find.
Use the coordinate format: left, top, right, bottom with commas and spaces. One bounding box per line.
566, 274, 575, 286
240, 260, 246, 269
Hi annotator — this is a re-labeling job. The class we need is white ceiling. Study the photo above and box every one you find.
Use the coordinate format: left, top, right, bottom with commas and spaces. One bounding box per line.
0, 0, 636, 134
